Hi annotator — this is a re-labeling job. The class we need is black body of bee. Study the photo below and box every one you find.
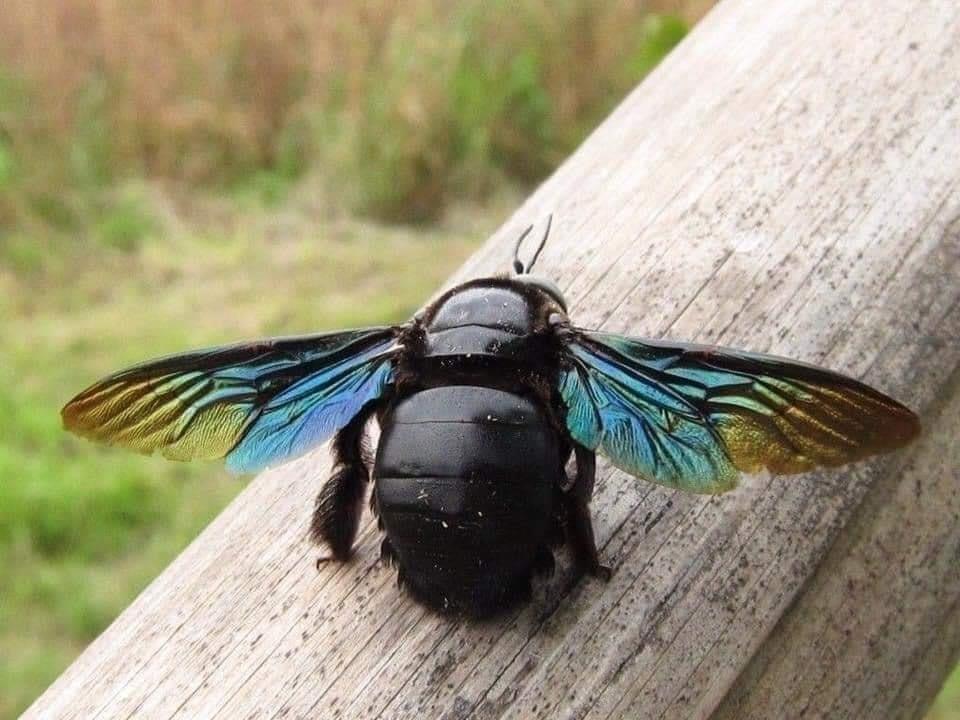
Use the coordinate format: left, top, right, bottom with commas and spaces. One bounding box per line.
313, 279, 607, 617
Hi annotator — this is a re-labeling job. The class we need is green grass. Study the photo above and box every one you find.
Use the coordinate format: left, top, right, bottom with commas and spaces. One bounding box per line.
929, 668, 960, 720
0, 187, 511, 718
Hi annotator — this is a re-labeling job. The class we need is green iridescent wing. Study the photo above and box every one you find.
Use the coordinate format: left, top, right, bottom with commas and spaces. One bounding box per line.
62, 327, 400, 473
558, 329, 920, 493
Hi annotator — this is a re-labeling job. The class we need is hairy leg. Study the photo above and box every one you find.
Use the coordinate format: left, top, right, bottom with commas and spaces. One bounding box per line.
565, 445, 612, 580
310, 406, 374, 561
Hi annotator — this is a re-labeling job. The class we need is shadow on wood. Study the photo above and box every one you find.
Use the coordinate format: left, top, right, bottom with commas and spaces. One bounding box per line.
26, 0, 960, 717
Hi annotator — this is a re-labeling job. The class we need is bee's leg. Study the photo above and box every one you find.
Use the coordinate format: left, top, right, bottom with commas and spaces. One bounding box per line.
565, 445, 612, 581
310, 406, 374, 561
532, 546, 556, 578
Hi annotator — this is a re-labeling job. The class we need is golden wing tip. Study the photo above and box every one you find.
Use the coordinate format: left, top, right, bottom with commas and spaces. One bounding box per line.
60, 397, 84, 433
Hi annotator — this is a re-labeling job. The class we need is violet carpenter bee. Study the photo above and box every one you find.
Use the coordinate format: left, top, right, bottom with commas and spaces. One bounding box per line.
63, 219, 920, 617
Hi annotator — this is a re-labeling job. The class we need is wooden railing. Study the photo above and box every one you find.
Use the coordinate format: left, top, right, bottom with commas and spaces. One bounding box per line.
26, 0, 960, 717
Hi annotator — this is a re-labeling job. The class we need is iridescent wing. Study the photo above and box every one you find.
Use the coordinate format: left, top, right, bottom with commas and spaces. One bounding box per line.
62, 327, 401, 473
558, 329, 919, 493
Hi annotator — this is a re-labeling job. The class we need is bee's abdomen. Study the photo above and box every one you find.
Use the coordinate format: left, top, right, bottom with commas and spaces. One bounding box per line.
373, 385, 561, 616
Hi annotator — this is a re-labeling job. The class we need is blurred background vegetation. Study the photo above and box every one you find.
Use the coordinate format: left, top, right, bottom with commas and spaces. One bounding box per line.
0, 1, 955, 718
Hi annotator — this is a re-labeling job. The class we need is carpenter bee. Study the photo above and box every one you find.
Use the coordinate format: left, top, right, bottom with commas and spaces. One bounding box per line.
62, 219, 920, 617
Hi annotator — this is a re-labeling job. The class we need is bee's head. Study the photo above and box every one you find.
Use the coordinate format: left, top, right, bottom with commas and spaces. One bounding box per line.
511, 215, 567, 311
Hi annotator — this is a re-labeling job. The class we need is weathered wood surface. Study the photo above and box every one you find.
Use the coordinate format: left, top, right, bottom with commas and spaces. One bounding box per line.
27, 0, 960, 718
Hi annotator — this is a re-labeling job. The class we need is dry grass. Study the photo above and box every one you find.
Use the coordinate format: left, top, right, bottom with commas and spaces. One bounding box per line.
0, 0, 702, 222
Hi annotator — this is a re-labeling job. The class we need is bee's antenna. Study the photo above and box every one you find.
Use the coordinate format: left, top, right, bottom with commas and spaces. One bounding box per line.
512, 224, 535, 274
511, 215, 553, 274
526, 214, 552, 273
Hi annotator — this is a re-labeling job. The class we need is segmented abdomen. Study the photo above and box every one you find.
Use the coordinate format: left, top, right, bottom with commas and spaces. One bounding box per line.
373, 385, 562, 616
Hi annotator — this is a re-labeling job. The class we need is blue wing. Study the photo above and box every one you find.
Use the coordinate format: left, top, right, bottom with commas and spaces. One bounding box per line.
558, 329, 919, 493
225, 330, 398, 472
63, 327, 401, 474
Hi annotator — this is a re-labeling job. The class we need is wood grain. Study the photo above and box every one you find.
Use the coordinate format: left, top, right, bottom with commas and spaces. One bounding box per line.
26, 0, 960, 718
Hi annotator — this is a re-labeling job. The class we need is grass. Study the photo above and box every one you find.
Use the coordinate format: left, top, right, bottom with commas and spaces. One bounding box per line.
0, 0, 696, 226
929, 671, 960, 719
0, 184, 516, 718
